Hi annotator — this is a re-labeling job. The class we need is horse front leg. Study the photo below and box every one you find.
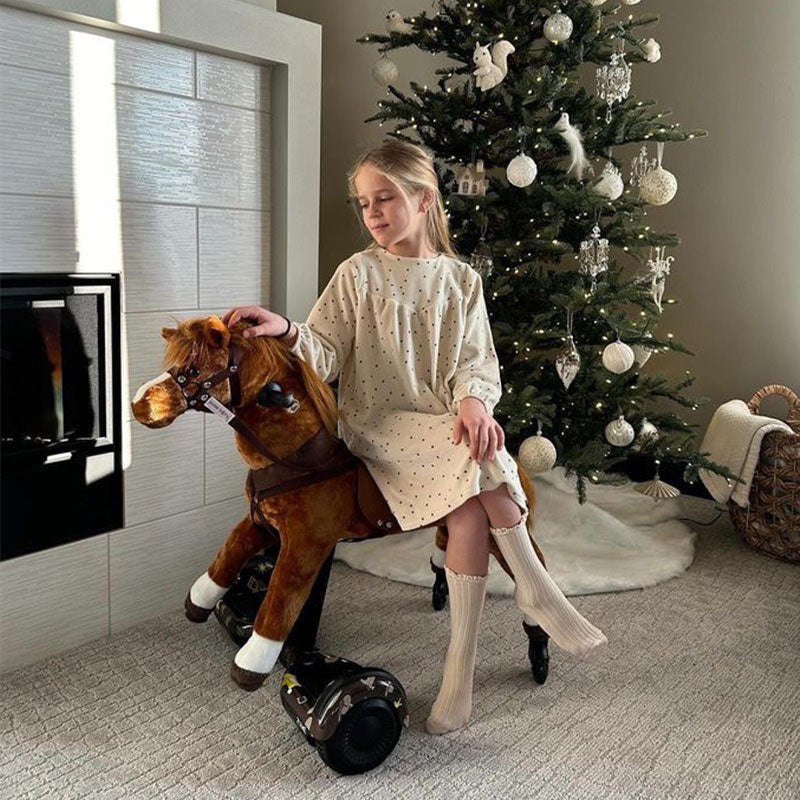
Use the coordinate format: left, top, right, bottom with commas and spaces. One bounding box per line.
230, 533, 335, 690
184, 516, 275, 622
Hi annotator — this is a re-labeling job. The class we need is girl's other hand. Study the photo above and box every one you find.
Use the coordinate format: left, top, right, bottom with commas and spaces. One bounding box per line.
221, 305, 286, 338
452, 397, 505, 463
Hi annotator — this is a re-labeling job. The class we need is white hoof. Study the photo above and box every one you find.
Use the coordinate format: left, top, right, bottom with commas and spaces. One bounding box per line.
189, 571, 227, 609
234, 631, 284, 675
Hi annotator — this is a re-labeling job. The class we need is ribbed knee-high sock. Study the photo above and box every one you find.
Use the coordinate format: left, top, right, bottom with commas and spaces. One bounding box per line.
425, 566, 487, 735
490, 510, 608, 655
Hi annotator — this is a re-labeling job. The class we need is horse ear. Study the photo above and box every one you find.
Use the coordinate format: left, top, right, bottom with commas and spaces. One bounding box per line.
204, 315, 230, 349
161, 327, 177, 340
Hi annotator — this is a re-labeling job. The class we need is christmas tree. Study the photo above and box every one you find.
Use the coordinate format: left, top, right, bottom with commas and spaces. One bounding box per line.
359, 1, 736, 502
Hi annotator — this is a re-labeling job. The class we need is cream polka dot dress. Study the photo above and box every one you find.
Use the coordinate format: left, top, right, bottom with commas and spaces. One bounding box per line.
289, 246, 528, 530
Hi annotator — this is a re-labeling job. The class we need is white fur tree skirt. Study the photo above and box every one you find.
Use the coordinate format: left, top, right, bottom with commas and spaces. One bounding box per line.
334, 467, 696, 596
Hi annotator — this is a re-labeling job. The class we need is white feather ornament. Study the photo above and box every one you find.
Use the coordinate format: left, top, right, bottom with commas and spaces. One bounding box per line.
554, 112, 591, 181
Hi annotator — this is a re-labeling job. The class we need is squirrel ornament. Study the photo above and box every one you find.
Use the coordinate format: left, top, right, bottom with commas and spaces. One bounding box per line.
472, 40, 516, 91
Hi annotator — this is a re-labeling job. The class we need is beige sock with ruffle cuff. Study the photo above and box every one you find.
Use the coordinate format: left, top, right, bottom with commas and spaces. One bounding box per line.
425, 566, 487, 735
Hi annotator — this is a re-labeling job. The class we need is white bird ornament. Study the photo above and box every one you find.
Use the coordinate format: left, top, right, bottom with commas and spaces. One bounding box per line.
386, 9, 413, 34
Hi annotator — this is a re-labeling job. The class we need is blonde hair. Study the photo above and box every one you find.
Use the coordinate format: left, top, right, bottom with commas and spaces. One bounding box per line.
346, 139, 460, 259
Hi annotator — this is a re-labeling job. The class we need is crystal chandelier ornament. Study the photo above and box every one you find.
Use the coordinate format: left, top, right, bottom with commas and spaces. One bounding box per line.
579, 219, 609, 293
470, 217, 494, 279
596, 44, 632, 123
629, 144, 657, 188
555, 308, 581, 389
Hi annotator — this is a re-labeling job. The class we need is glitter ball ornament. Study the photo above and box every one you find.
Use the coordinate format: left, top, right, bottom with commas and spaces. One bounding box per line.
632, 332, 655, 366
639, 142, 678, 205
506, 152, 538, 187
519, 427, 557, 474
592, 161, 624, 200
602, 339, 635, 374
605, 414, 635, 447
544, 12, 573, 44
555, 334, 581, 389
372, 54, 398, 86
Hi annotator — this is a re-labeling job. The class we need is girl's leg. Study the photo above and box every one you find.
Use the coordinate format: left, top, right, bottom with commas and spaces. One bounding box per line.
426, 496, 489, 735
478, 485, 607, 655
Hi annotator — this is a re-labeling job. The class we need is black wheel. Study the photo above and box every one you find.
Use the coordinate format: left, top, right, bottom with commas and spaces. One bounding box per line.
430, 558, 448, 611
523, 621, 550, 685
316, 697, 402, 775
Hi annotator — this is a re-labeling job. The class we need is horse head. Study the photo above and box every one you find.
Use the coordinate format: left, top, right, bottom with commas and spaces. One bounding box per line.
131, 315, 339, 445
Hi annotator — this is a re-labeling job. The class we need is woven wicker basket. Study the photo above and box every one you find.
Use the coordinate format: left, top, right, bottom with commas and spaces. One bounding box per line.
728, 385, 800, 563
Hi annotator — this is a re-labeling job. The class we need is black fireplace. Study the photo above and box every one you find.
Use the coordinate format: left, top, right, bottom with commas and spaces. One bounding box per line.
0, 273, 123, 560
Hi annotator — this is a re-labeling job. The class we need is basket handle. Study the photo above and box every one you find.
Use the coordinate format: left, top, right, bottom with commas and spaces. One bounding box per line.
746, 384, 800, 433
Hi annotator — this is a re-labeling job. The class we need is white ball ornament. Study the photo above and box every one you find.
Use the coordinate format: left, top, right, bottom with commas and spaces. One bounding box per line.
586, 0, 607, 6
506, 152, 538, 188
638, 418, 659, 444
621, 0, 642, 5
519, 431, 557, 474
592, 161, 624, 200
372, 54, 398, 86
639, 166, 678, 205
605, 414, 635, 447
544, 13, 573, 44
602, 339, 635, 374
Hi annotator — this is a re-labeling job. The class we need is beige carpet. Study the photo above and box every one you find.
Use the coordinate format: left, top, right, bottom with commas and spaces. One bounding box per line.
1, 498, 798, 799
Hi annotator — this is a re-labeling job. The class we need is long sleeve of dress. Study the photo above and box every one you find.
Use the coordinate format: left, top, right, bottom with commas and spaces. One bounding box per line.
448, 269, 503, 416
289, 259, 359, 384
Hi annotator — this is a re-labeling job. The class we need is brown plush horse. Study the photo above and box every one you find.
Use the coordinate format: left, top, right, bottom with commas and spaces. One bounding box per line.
131, 315, 547, 690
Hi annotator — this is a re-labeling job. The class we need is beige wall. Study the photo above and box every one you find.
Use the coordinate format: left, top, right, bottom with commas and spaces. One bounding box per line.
278, 0, 800, 431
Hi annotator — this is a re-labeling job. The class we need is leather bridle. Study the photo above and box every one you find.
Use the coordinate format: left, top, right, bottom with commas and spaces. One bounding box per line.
165, 343, 352, 475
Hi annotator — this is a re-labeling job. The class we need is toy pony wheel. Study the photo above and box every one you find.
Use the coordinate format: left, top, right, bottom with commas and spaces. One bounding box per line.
316, 697, 402, 775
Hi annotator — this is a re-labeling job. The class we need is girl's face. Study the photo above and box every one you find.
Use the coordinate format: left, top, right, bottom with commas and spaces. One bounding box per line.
354, 163, 432, 251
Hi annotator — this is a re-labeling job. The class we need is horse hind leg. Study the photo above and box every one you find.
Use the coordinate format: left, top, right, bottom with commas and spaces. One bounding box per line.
185, 516, 272, 623
230, 534, 335, 690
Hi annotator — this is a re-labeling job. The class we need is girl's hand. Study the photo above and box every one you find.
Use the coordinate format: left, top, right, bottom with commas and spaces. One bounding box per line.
452, 397, 505, 463
221, 305, 287, 338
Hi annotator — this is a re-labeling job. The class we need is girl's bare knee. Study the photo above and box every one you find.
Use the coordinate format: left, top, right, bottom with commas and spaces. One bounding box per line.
445, 495, 488, 527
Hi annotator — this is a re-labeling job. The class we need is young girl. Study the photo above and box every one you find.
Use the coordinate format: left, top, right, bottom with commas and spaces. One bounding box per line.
222, 139, 607, 735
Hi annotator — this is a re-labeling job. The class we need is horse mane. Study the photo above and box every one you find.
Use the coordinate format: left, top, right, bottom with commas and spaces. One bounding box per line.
162, 318, 339, 437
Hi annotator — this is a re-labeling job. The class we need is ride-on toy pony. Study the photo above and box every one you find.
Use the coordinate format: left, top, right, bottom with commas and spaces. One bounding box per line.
131, 316, 550, 769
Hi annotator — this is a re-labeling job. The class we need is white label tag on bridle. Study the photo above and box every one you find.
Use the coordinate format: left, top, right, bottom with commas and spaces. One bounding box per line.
203, 395, 235, 424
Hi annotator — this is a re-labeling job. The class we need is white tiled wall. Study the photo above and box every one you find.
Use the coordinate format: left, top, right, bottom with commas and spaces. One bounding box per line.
0, 4, 273, 672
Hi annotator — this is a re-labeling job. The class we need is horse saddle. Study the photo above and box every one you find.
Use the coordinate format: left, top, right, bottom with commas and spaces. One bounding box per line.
247, 425, 406, 534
